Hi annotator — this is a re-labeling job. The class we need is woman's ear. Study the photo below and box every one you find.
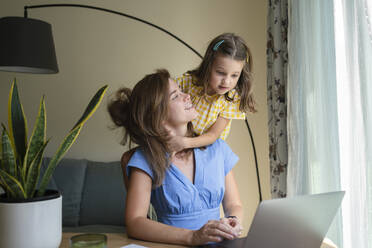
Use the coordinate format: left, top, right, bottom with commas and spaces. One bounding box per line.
162, 123, 174, 137
162, 123, 176, 137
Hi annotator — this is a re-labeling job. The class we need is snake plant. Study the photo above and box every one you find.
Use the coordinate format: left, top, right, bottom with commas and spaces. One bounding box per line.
0, 79, 108, 199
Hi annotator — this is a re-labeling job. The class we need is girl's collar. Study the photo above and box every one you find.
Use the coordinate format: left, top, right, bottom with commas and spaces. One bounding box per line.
200, 88, 237, 103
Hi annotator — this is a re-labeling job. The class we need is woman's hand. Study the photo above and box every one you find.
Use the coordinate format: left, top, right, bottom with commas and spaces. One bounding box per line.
220, 217, 243, 237
188, 219, 239, 245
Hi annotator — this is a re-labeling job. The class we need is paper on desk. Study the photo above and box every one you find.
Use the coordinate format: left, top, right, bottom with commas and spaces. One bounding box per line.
121, 244, 148, 248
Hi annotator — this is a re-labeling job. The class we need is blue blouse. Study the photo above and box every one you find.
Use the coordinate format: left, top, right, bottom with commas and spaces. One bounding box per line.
127, 139, 239, 230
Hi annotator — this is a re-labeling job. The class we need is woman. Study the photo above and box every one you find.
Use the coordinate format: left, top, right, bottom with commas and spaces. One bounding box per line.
108, 69, 243, 246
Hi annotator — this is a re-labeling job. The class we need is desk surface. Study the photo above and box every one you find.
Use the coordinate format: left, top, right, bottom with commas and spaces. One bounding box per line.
60, 232, 337, 248
60, 232, 187, 248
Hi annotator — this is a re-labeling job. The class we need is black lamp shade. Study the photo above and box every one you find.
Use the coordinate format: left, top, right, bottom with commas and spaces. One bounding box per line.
0, 16, 58, 74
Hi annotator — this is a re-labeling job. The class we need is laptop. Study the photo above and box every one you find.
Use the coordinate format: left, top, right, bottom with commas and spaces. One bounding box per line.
198, 191, 345, 248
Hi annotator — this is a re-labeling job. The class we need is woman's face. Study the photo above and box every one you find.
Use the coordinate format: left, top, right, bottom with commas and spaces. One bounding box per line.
165, 79, 198, 128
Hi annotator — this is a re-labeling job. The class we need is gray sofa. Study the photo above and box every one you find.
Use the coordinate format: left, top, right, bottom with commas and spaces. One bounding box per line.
41, 157, 127, 233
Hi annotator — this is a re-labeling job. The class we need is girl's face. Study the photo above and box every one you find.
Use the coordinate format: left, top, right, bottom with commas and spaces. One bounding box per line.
165, 79, 198, 128
207, 55, 245, 95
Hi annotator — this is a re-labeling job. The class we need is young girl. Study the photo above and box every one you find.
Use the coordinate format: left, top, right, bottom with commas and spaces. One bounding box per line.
168, 33, 256, 152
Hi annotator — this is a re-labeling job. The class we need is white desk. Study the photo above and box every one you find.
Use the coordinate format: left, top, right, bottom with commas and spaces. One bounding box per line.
60, 232, 337, 248
60, 232, 187, 248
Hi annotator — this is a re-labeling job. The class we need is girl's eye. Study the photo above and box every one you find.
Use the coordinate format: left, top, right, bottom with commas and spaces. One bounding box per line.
217, 71, 225, 75
232, 74, 239, 78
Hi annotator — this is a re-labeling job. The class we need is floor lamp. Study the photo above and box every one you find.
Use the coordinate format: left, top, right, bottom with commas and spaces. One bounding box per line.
0, 3, 262, 202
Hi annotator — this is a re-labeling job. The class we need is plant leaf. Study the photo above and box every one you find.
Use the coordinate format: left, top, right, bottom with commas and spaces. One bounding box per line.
25, 140, 49, 198
0, 133, 2, 169
71, 85, 108, 130
0, 173, 16, 198
8, 79, 28, 165
1, 124, 17, 177
23, 96, 46, 180
37, 85, 107, 197
0, 168, 26, 199
37, 126, 82, 196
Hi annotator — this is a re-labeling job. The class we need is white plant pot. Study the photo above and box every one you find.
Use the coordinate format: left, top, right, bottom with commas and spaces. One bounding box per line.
0, 190, 62, 248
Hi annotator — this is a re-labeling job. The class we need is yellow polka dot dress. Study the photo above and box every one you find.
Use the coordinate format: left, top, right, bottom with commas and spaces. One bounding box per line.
176, 73, 245, 140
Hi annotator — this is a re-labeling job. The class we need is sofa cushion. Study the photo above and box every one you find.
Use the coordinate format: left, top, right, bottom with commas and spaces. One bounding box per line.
79, 160, 126, 226
42, 157, 88, 227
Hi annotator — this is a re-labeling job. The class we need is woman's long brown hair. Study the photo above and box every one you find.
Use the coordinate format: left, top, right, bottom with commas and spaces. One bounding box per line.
107, 69, 172, 187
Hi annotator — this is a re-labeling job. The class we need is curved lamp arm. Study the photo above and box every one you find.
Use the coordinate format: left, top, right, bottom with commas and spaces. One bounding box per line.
24, 3, 262, 202
245, 118, 262, 202
24, 4, 203, 59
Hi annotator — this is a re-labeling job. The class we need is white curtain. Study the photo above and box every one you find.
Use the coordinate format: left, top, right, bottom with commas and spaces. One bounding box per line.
287, 0, 372, 247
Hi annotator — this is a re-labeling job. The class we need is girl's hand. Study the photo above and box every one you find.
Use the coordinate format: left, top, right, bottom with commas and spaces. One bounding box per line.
167, 135, 187, 152
164, 124, 187, 152
189, 220, 238, 245
220, 217, 243, 237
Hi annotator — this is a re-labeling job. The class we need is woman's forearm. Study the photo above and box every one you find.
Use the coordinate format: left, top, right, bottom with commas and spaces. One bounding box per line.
224, 203, 244, 221
126, 216, 193, 246
223, 171, 244, 222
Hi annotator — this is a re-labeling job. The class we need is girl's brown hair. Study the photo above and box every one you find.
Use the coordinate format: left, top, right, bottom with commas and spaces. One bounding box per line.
190, 33, 256, 113
107, 69, 172, 187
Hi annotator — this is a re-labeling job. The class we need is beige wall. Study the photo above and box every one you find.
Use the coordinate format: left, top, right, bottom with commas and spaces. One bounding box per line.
0, 0, 269, 234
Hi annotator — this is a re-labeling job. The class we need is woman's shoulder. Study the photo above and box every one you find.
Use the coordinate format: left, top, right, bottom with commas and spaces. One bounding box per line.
202, 138, 230, 153
129, 147, 148, 163
126, 148, 154, 178
198, 139, 238, 173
